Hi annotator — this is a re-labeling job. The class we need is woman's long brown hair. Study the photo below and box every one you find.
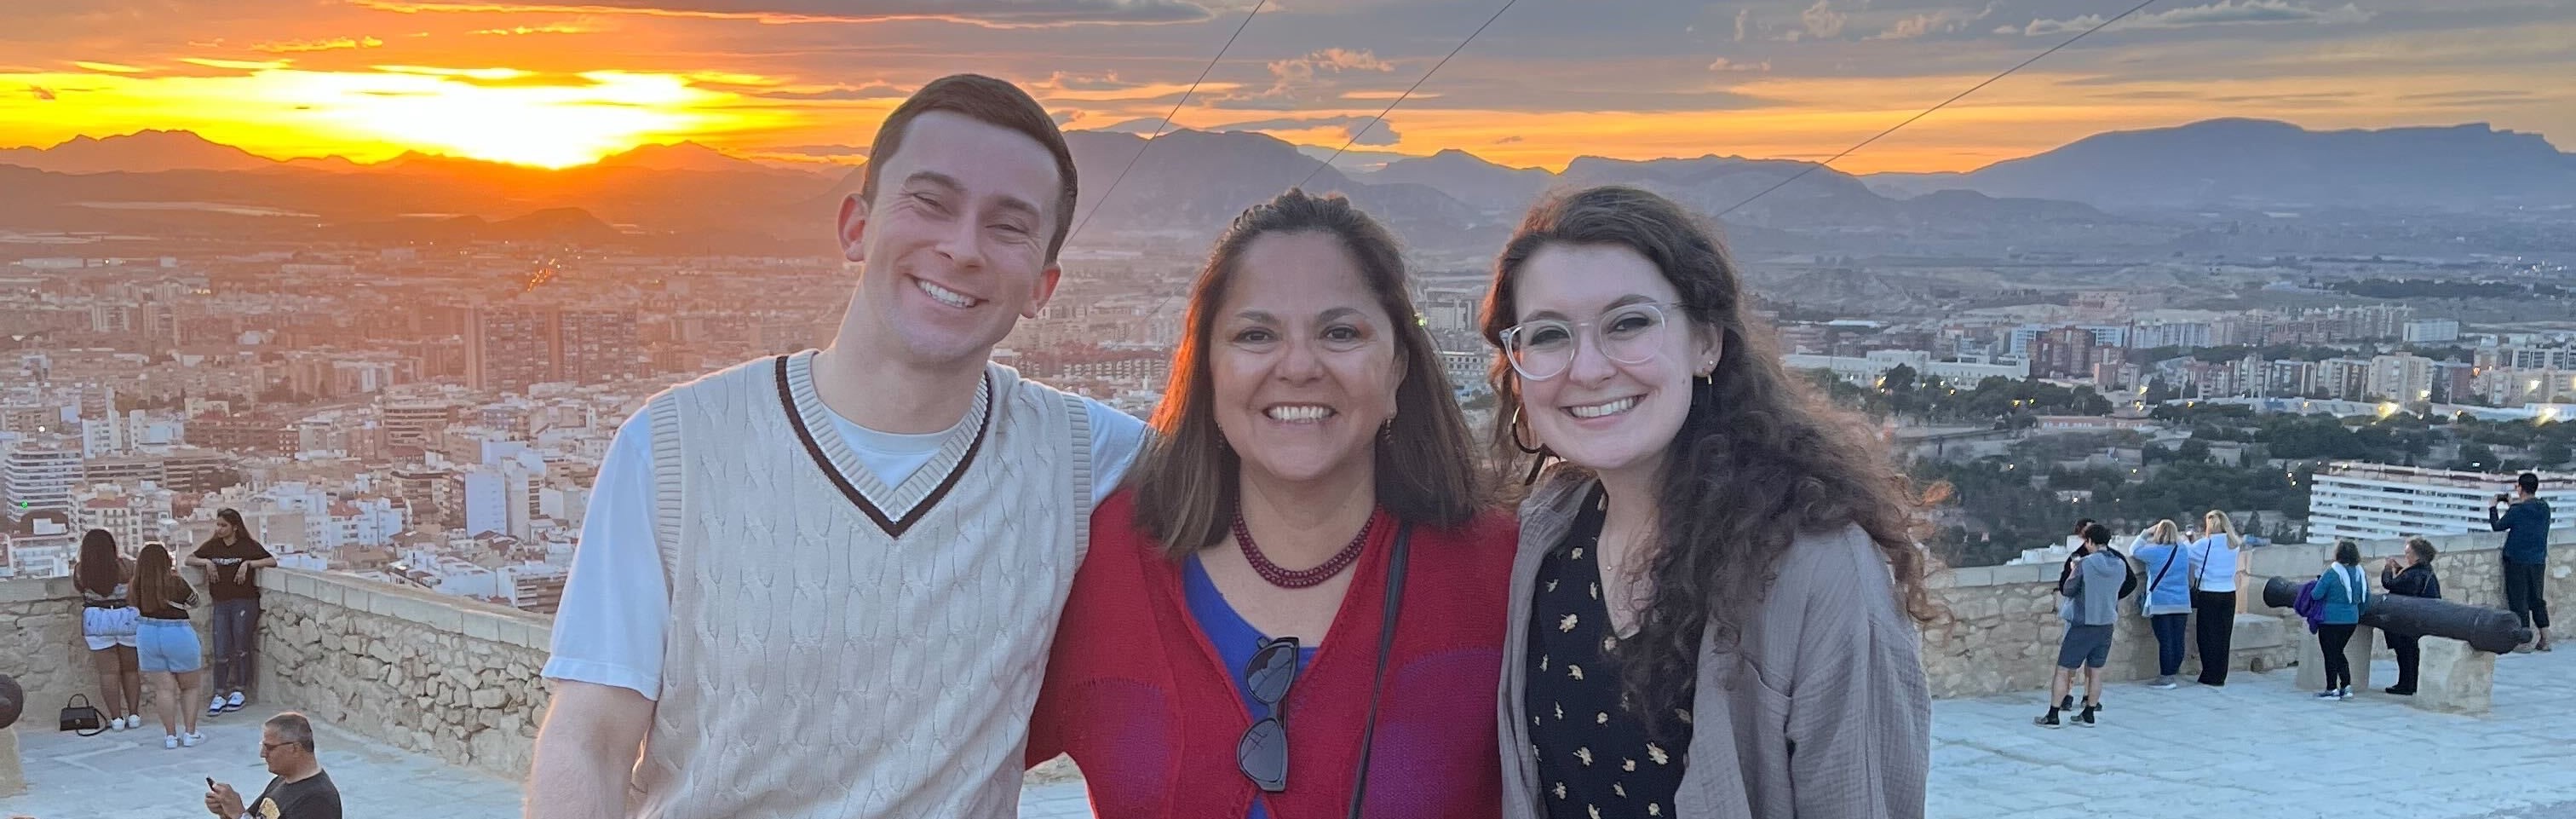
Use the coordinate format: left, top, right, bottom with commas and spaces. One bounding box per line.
128, 541, 190, 613
1126, 187, 1484, 555
1480, 185, 1946, 722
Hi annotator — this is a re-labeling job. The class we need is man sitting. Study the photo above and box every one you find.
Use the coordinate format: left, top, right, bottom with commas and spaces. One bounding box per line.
206, 712, 342, 819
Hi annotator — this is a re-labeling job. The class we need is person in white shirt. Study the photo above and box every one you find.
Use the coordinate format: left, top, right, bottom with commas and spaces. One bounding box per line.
525, 74, 1147, 819
2185, 510, 2247, 686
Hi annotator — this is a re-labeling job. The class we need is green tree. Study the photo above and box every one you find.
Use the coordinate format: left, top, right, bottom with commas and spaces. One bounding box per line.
2539, 441, 2573, 468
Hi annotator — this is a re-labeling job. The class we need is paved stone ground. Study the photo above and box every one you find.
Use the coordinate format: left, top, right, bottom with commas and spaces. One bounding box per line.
8, 714, 518, 819
1929, 648, 2576, 819
14, 649, 2571, 818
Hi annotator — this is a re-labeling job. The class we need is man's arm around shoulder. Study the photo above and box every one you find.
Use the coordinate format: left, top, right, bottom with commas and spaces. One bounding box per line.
527, 680, 654, 819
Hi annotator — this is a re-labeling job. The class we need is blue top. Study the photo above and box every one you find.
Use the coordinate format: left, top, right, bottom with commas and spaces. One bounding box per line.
2491, 499, 2553, 565
2130, 536, 2195, 616
1183, 554, 1318, 819
2315, 563, 2369, 625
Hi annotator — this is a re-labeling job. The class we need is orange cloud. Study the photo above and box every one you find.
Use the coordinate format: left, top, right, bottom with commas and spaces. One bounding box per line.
253, 37, 387, 54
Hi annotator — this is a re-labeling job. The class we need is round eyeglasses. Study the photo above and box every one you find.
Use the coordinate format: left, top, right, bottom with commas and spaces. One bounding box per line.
1497, 302, 1672, 381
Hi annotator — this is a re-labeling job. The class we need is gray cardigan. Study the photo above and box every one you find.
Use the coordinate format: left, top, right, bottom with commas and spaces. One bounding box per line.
1498, 469, 1931, 819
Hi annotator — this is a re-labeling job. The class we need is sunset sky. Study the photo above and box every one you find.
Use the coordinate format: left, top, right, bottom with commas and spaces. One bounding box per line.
3, 0, 2570, 171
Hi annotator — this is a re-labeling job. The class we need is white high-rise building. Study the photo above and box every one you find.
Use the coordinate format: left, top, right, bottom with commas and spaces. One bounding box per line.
5, 438, 82, 517
2308, 462, 2576, 542
2402, 320, 2461, 344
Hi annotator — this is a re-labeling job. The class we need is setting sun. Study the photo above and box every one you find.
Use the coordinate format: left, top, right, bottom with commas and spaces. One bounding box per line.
0, 63, 794, 167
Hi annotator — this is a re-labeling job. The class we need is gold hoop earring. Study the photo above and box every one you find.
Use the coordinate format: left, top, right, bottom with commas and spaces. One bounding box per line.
1507, 405, 1543, 454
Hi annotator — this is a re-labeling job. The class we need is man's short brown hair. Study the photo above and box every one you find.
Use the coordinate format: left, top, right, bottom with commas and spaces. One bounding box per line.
860, 73, 1079, 263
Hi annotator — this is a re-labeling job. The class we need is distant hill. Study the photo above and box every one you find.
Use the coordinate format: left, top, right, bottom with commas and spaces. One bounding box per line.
1861, 118, 2576, 212
0, 130, 277, 174
1360, 149, 1555, 216
328, 207, 625, 245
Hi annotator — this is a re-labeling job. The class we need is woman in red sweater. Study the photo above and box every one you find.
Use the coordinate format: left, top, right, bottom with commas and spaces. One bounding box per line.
1028, 188, 1515, 818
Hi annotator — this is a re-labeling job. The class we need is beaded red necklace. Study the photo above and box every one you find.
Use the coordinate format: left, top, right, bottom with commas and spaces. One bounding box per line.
1231, 509, 1375, 589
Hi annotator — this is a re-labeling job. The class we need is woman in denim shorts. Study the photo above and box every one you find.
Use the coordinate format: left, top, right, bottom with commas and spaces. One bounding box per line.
129, 541, 209, 748
74, 528, 145, 731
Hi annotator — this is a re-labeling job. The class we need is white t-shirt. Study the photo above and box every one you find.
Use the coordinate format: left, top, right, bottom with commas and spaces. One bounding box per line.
539, 395, 1147, 699
2188, 534, 2240, 593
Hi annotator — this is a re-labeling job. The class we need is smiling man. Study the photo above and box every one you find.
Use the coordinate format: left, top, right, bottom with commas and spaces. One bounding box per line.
525, 73, 1147, 819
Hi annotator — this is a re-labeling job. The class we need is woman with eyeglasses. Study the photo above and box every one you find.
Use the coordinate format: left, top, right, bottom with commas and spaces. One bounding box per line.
1483, 186, 1940, 819
1026, 189, 1515, 818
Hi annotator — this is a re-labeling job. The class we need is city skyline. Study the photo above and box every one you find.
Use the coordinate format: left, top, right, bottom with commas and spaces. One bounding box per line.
3, 0, 2572, 172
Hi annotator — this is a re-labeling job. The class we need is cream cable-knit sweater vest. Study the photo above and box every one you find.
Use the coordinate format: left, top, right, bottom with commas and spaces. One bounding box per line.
630, 350, 1091, 819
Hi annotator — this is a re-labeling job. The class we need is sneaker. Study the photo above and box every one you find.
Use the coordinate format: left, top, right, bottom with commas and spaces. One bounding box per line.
181, 731, 205, 747
2383, 686, 2415, 695
208, 696, 227, 717
2337, 688, 2355, 701
224, 691, 245, 712
124, 714, 141, 730
2148, 677, 2179, 690
2316, 690, 2341, 699
164, 734, 180, 749
2073, 708, 2097, 728
2034, 712, 2061, 729
106, 715, 125, 731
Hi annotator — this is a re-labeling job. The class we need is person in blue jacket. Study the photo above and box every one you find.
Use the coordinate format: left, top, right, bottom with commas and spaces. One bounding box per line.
2314, 539, 2370, 701
2130, 520, 2195, 689
2488, 471, 2552, 652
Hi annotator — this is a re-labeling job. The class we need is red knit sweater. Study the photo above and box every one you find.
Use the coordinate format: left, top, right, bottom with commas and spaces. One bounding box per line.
1027, 490, 1517, 819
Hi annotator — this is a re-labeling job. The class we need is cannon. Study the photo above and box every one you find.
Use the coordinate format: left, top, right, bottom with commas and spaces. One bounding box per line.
2263, 575, 2533, 654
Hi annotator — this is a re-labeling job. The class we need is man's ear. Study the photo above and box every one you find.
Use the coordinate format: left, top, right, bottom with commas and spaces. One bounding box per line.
837, 193, 870, 262
1023, 263, 1063, 319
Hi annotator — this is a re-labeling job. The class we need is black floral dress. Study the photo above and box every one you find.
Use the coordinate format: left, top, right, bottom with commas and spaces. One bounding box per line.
1526, 487, 1693, 819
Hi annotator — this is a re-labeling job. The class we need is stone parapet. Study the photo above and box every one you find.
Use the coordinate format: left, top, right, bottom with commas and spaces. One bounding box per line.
253, 568, 552, 781
1922, 528, 2571, 698
3, 525, 2569, 782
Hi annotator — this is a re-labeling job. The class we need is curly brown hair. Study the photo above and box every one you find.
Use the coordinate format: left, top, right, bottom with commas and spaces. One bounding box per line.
1479, 185, 1946, 724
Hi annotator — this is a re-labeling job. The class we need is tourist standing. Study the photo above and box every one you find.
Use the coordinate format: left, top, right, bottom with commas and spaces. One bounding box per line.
2380, 538, 2442, 695
72, 528, 143, 730
187, 508, 274, 716
2488, 472, 2552, 652
2131, 521, 2194, 689
2314, 540, 2370, 701
2038, 523, 2123, 728
2187, 510, 2246, 685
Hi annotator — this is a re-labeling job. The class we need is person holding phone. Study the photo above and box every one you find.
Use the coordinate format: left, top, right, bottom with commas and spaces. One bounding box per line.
205, 712, 341, 819
2130, 520, 2194, 689
2488, 472, 2552, 652
2379, 537, 2443, 695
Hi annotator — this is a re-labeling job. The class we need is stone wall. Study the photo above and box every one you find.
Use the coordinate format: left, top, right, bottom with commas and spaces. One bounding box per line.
2242, 530, 2576, 661
1923, 528, 2575, 698
254, 569, 551, 781
1, 571, 220, 727
0, 568, 547, 781
10, 528, 2571, 781
1923, 561, 2295, 698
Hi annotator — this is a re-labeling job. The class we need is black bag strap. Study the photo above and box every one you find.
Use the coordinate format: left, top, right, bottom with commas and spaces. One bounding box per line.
1344, 522, 1412, 819
2146, 542, 2183, 598
66, 694, 107, 736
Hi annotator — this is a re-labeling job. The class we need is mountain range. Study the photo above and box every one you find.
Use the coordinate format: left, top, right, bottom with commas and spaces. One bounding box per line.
2, 118, 2568, 253
1860, 118, 2576, 212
